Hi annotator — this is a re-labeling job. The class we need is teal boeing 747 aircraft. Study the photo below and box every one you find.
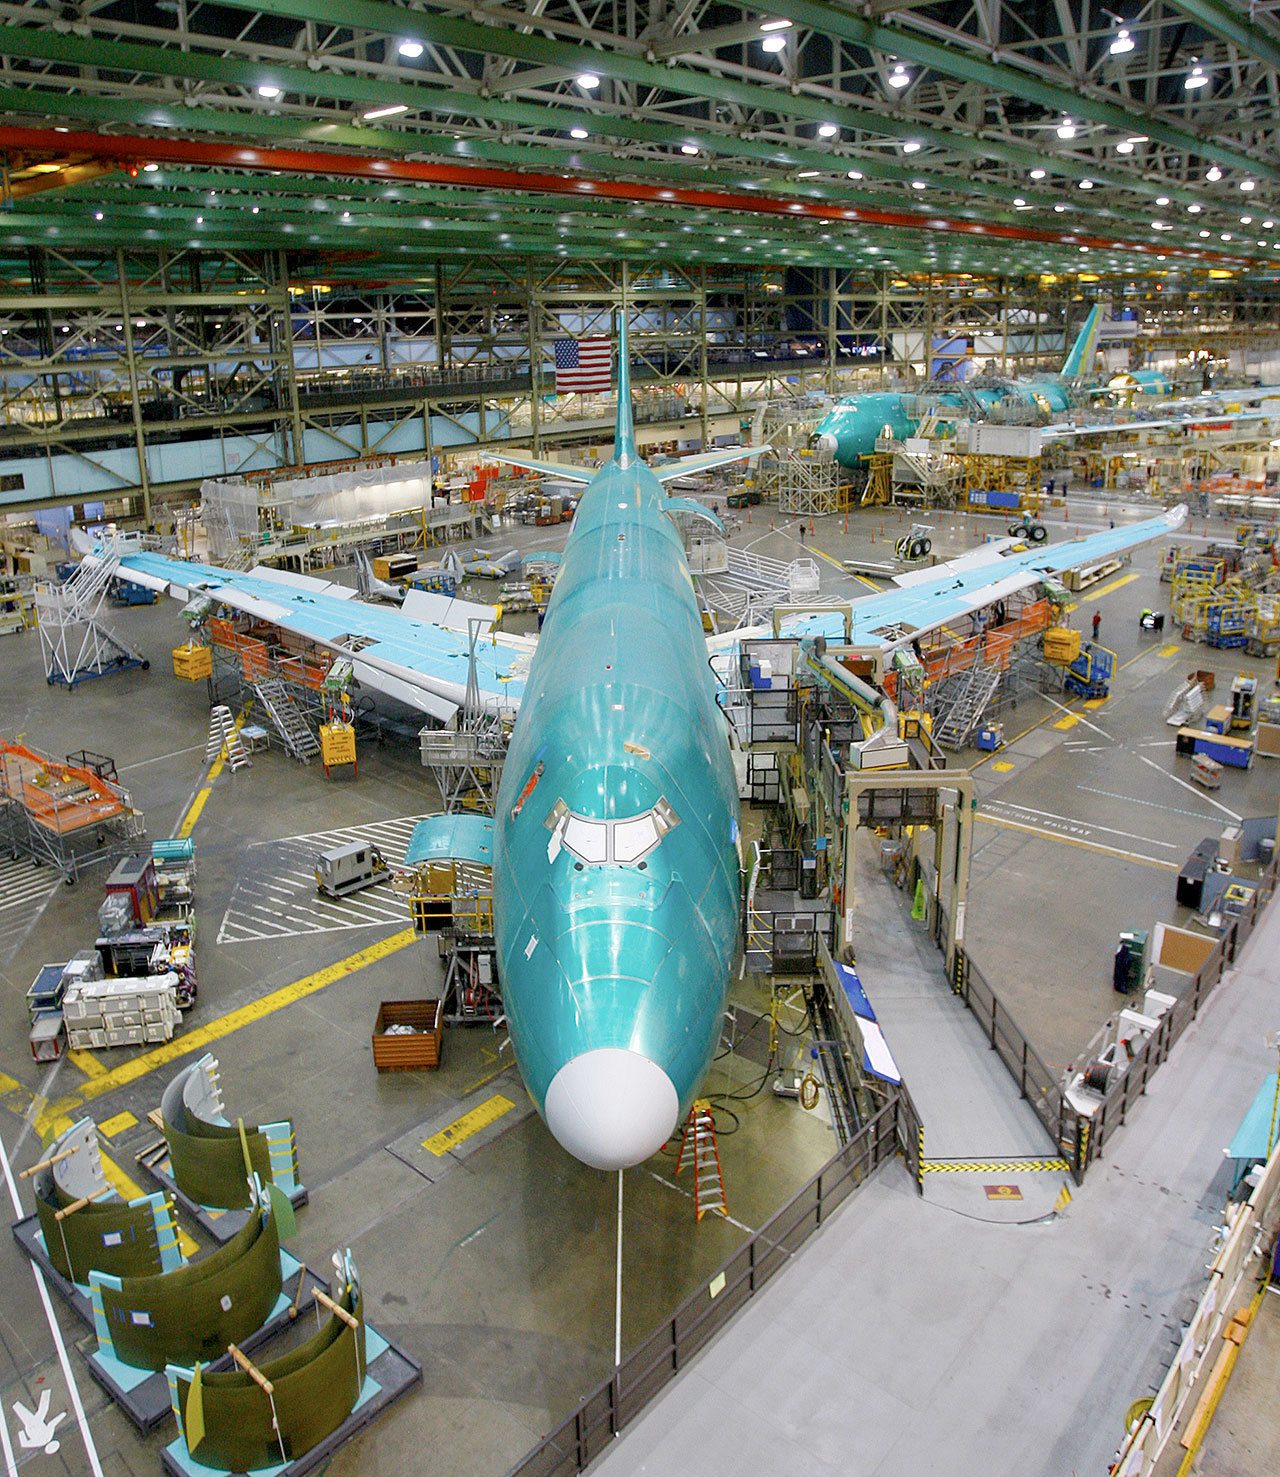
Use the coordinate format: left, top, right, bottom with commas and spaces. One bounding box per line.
107, 326, 1184, 1172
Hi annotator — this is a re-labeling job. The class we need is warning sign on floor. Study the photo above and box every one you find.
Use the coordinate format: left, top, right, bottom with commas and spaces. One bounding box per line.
984, 1184, 1023, 1201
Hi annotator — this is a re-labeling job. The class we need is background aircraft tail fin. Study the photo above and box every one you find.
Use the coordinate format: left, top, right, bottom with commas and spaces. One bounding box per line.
1061, 304, 1103, 378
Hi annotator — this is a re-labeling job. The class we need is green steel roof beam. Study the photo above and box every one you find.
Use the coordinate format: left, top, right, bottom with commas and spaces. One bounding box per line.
0, 23, 1181, 212
1166, 0, 1280, 75
206, 0, 1264, 194
0, 82, 1237, 263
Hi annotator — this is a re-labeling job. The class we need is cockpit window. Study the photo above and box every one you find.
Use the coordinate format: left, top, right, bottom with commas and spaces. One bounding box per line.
545, 796, 679, 866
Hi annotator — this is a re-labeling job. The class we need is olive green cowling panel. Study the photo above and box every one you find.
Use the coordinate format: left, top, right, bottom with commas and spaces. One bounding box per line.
160, 1062, 273, 1210
34, 1166, 169, 1282
31, 1118, 176, 1283
173, 1285, 366, 1471
92, 1202, 282, 1371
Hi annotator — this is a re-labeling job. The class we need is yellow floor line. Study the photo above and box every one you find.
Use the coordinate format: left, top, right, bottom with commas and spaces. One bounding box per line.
1052, 713, 1080, 731
1086, 571, 1141, 601
67, 1049, 107, 1080
14, 928, 416, 1139
1159, 642, 1181, 658
977, 812, 1178, 871
175, 712, 247, 840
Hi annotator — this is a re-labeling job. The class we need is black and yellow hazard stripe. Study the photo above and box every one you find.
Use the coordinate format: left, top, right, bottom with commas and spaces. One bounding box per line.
921, 1158, 1071, 1174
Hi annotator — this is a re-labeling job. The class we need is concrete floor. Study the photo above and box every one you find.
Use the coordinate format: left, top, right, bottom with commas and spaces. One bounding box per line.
0, 590, 833, 1475
590, 866, 1280, 1477
0, 486, 1275, 1474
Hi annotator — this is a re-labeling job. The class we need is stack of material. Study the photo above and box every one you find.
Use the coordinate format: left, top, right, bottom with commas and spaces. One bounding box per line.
63, 971, 180, 1049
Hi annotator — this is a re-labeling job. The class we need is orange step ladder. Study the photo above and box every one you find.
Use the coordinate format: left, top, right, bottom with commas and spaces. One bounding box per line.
675, 1099, 728, 1222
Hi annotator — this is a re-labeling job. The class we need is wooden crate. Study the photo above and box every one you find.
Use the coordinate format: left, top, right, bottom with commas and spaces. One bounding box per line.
372, 999, 443, 1072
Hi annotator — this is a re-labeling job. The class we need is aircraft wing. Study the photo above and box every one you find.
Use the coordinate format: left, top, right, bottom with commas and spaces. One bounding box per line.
487, 451, 595, 483
707, 506, 1185, 656
1043, 407, 1276, 441
113, 551, 534, 720
651, 445, 770, 483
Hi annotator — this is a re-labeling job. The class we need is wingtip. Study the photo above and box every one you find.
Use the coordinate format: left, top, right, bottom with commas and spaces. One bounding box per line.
1166, 503, 1189, 529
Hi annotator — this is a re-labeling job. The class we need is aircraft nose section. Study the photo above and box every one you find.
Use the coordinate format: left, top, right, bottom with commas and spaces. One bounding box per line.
813, 433, 837, 454
544, 1048, 679, 1170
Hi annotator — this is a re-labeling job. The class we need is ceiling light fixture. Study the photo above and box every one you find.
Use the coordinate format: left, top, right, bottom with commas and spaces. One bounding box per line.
797, 170, 821, 178
1240, 179, 1256, 192
902, 140, 921, 154
1109, 28, 1135, 56
142, 163, 158, 173
1184, 62, 1209, 90
760, 18, 793, 30
257, 84, 281, 99
1205, 165, 1223, 182
846, 169, 863, 180
1187, 203, 1202, 213
817, 122, 838, 138
570, 127, 589, 139
1116, 140, 1134, 154
1056, 118, 1077, 139
1155, 195, 1170, 206
911, 180, 927, 190
1030, 168, 1046, 180
680, 143, 699, 155
761, 34, 787, 52
577, 71, 600, 89
94, 211, 103, 221
362, 103, 410, 120
888, 63, 910, 89
398, 39, 424, 59
1079, 179, 1094, 190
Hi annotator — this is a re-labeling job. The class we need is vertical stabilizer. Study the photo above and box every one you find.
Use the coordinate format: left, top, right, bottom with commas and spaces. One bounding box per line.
614, 311, 637, 467
1060, 304, 1103, 379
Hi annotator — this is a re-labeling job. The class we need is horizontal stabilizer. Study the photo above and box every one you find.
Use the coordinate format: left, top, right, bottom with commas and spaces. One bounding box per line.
652, 446, 770, 483
488, 451, 595, 484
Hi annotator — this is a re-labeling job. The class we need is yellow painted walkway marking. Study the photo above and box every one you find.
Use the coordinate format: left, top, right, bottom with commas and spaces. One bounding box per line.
1052, 713, 1080, 731
1088, 571, 1141, 601
977, 813, 1179, 871
98, 1110, 137, 1138
991, 760, 1015, 772
1159, 642, 1181, 658
67, 1049, 107, 1080
8, 928, 416, 1139
423, 1094, 515, 1157
1084, 697, 1108, 709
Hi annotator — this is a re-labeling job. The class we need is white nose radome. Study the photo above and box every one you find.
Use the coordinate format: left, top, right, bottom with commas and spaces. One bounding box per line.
813, 433, 837, 454
544, 1048, 679, 1170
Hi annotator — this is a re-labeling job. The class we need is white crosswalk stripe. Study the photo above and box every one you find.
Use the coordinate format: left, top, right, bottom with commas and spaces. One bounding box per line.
216, 813, 429, 943
0, 854, 61, 914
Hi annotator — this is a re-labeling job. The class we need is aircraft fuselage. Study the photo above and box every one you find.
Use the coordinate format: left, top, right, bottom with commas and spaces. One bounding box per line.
492, 453, 741, 1170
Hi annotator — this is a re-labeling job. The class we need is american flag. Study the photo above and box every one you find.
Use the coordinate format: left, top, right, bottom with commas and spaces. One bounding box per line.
553, 337, 612, 394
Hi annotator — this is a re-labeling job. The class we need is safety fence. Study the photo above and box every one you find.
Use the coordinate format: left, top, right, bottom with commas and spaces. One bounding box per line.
940, 851, 1278, 1183
1072, 851, 1277, 1180
1111, 1135, 1280, 1476
507, 1096, 905, 1477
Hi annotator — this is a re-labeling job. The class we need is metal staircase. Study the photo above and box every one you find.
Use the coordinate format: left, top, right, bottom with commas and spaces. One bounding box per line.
701, 547, 821, 623
932, 664, 1002, 750
35, 547, 147, 688
251, 679, 320, 763
675, 1101, 728, 1222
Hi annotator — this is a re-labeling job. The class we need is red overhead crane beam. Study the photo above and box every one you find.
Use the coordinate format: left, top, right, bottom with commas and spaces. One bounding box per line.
0, 125, 1257, 268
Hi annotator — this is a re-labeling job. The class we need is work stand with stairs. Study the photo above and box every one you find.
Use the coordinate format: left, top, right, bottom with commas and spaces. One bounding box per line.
250, 678, 321, 763
931, 664, 1001, 750
675, 1101, 729, 1223
35, 543, 149, 689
